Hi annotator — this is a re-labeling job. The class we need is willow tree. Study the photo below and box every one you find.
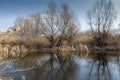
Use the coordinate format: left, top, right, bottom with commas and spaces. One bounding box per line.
87, 0, 116, 47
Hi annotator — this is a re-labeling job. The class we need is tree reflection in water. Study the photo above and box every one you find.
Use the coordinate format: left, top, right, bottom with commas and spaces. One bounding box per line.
88, 52, 112, 80
24, 52, 78, 80
114, 54, 120, 77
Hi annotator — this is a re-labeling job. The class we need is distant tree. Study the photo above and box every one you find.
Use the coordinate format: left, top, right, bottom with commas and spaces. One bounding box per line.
87, 0, 116, 47
15, 17, 39, 38
30, 13, 41, 37
15, 17, 29, 37
15, 17, 37, 52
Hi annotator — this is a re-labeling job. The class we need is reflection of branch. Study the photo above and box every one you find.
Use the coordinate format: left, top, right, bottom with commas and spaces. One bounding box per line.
32, 53, 75, 80
88, 53, 112, 80
97, 61, 100, 80
106, 64, 111, 80
88, 62, 95, 80
56, 53, 66, 73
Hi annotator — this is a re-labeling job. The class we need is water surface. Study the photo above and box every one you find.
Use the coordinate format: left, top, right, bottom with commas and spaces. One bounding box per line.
0, 52, 120, 80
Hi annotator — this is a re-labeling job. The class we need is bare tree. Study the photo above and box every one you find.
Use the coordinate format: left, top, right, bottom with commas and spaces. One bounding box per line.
56, 4, 78, 47
15, 17, 36, 52
15, 17, 26, 36
37, 1, 79, 48
30, 13, 41, 37
39, 0, 59, 48
87, 0, 116, 47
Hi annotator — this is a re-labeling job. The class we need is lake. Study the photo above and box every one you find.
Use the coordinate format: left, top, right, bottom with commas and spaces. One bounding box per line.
0, 52, 120, 80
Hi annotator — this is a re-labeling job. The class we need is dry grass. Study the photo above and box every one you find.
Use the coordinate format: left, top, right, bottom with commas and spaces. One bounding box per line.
0, 33, 93, 55
60, 45, 76, 52
73, 34, 93, 45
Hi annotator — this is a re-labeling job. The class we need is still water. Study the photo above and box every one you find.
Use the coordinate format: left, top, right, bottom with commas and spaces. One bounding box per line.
0, 52, 120, 80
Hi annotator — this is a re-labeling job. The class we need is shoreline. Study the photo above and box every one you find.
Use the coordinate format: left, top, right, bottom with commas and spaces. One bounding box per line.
1, 46, 120, 60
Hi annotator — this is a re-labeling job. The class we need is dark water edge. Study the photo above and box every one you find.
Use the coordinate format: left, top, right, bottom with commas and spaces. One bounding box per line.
0, 52, 120, 80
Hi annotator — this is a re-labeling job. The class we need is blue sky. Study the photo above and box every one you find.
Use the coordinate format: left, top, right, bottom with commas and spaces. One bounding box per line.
0, 0, 120, 32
